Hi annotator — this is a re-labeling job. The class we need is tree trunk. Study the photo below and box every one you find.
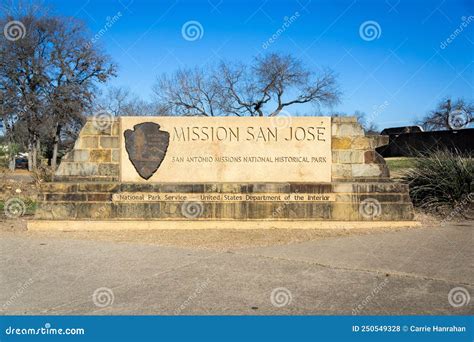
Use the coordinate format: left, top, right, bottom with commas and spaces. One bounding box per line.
27, 142, 34, 171
7, 141, 15, 171
28, 136, 40, 171
8, 156, 15, 171
35, 138, 41, 167
51, 124, 61, 169
31, 143, 36, 170
52, 142, 58, 169
27, 127, 37, 171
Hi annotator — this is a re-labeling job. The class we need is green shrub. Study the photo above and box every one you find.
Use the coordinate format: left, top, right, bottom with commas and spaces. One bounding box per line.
402, 150, 473, 216
0, 197, 37, 217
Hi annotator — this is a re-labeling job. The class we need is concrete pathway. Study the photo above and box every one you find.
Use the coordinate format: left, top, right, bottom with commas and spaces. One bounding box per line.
0, 222, 472, 315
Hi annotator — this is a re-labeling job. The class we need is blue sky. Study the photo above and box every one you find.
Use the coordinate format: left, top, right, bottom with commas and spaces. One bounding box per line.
37, 0, 473, 129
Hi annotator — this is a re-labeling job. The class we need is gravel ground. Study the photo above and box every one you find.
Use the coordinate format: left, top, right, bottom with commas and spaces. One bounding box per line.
1, 218, 471, 315
1, 214, 432, 251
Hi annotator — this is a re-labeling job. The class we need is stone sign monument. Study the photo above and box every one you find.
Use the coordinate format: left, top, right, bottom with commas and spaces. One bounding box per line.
28, 116, 417, 230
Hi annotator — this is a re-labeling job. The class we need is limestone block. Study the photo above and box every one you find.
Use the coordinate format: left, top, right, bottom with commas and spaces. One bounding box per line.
331, 183, 353, 193
332, 123, 365, 137
345, 182, 409, 193
352, 164, 387, 178
373, 135, 389, 148
33, 207, 53, 220
332, 137, 352, 150
67, 150, 89, 162
112, 122, 120, 135
100, 137, 120, 149
380, 203, 415, 220
246, 202, 281, 219
350, 136, 372, 150
358, 202, 414, 221
353, 135, 387, 149
77, 136, 99, 149
330, 203, 360, 220
90, 149, 112, 163
120, 183, 160, 192
336, 193, 406, 203
81, 121, 112, 135
40, 183, 77, 193
307, 203, 332, 219
331, 116, 357, 123
56, 162, 99, 176
77, 183, 120, 192
220, 183, 244, 193
364, 151, 385, 164
114, 203, 161, 219
332, 164, 352, 178
98, 163, 120, 176
332, 151, 364, 164
112, 149, 120, 163
76, 203, 113, 219
86, 193, 113, 201
46, 193, 87, 201
203, 202, 239, 219
289, 183, 332, 193
35, 203, 76, 220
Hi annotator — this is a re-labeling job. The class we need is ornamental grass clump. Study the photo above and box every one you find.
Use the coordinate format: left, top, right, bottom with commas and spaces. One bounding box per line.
402, 149, 473, 218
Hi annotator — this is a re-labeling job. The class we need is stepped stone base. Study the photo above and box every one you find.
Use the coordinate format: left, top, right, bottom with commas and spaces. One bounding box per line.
33, 181, 415, 222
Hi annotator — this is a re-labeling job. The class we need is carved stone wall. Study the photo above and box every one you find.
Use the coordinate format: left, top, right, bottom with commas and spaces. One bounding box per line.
55, 119, 120, 181
56, 116, 390, 182
331, 117, 389, 181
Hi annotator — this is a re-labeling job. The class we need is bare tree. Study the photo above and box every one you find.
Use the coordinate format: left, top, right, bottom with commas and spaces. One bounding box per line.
96, 86, 168, 116
0, 5, 116, 169
216, 62, 271, 116
98, 86, 132, 116
153, 67, 220, 116
420, 97, 473, 131
153, 53, 341, 117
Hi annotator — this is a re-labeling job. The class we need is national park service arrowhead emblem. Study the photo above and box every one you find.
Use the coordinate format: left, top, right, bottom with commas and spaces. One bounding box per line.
124, 122, 170, 180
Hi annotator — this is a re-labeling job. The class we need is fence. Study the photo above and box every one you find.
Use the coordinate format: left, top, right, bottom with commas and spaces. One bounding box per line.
376, 128, 474, 157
